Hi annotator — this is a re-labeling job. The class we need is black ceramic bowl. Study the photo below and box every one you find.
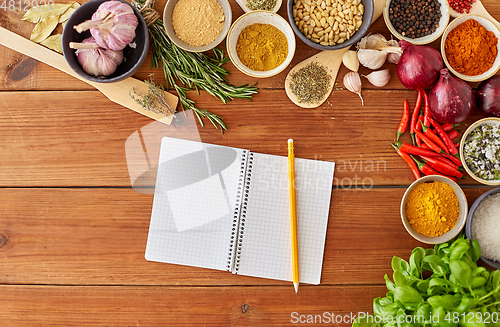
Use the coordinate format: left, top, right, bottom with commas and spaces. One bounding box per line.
62, 0, 149, 83
287, 0, 374, 51
465, 186, 500, 270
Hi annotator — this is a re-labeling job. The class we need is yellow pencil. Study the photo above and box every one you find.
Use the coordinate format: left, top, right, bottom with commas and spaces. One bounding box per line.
287, 139, 299, 294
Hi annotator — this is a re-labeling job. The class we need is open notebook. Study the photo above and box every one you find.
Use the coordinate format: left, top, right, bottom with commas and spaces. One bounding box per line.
145, 137, 335, 284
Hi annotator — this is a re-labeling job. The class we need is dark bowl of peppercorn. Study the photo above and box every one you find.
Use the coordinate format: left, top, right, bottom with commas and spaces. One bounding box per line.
383, 0, 449, 45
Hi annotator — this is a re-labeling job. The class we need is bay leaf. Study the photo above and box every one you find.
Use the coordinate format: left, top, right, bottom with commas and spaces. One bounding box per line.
59, 2, 80, 23
22, 3, 73, 23
30, 15, 60, 43
40, 34, 63, 53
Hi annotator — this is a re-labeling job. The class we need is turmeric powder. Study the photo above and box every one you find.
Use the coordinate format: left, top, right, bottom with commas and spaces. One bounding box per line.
405, 181, 459, 237
236, 23, 288, 71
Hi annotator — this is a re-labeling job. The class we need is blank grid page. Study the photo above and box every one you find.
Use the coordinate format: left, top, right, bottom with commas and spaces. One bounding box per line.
145, 137, 246, 271
235, 153, 335, 284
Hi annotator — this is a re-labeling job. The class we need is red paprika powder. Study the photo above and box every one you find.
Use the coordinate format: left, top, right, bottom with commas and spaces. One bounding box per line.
444, 19, 498, 76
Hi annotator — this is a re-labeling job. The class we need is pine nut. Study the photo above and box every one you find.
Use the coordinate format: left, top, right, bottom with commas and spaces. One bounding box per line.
292, 0, 364, 46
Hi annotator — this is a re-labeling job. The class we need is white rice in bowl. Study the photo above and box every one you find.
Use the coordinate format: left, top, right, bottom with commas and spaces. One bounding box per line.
471, 192, 500, 262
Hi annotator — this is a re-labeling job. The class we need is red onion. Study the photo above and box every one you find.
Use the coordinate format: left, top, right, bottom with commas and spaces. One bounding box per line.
428, 68, 475, 124
396, 40, 443, 90
476, 75, 500, 118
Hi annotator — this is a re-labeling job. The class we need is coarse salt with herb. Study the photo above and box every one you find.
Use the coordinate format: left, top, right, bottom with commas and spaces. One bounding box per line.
463, 122, 500, 181
471, 192, 500, 262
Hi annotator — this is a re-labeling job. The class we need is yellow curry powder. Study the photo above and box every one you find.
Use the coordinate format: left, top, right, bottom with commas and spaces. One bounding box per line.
236, 23, 288, 71
405, 181, 459, 237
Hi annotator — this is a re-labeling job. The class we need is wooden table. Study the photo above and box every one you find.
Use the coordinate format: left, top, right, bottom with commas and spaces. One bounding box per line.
0, 0, 498, 325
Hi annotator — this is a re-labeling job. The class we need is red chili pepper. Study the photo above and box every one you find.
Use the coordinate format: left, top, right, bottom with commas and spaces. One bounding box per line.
416, 114, 424, 132
411, 156, 457, 182
397, 99, 410, 141
438, 123, 461, 132
423, 90, 431, 127
415, 129, 443, 153
420, 155, 463, 178
415, 114, 424, 146
441, 152, 462, 167
429, 117, 458, 155
448, 130, 459, 140
421, 143, 430, 150
454, 143, 460, 148
441, 124, 453, 132
410, 90, 422, 145
424, 154, 459, 170
393, 141, 441, 157
421, 122, 450, 154
391, 144, 421, 180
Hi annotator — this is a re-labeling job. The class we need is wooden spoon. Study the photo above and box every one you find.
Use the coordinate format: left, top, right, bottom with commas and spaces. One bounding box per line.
0, 26, 178, 124
449, 0, 500, 31
234, 0, 283, 13
285, 0, 386, 108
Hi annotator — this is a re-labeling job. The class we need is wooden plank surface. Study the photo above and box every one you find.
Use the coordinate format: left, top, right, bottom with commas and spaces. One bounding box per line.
0, 187, 491, 286
0, 89, 484, 187
0, 285, 386, 326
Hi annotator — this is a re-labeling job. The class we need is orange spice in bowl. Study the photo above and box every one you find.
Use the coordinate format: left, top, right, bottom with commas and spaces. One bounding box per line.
405, 180, 459, 237
444, 18, 498, 76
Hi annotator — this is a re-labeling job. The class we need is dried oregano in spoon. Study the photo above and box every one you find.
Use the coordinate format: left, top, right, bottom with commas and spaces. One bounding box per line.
132, 0, 258, 130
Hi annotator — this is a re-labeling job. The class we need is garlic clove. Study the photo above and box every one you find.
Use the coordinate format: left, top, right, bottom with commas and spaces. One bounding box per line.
387, 39, 399, 46
97, 48, 124, 76
342, 50, 360, 72
72, 36, 123, 77
357, 49, 387, 70
363, 69, 391, 87
386, 38, 401, 63
343, 71, 364, 106
357, 33, 402, 56
357, 33, 388, 50
74, 0, 138, 51
386, 52, 401, 64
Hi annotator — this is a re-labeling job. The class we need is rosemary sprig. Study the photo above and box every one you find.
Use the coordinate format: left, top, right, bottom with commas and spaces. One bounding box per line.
132, 0, 258, 130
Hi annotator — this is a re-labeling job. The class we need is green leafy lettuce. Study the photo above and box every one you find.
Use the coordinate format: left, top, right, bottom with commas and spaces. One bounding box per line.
353, 234, 500, 327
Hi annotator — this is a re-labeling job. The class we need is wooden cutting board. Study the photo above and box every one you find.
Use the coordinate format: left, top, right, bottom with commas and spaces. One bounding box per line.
0, 26, 178, 124
285, 0, 386, 108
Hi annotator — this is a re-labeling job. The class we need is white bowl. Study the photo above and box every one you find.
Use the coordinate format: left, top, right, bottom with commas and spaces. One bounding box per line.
384, 0, 449, 45
465, 186, 500, 270
163, 0, 232, 53
226, 11, 296, 78
400, 175, 468, 244
235, 0, 282, 13
441, 15, 500, 82
460, 117, 500, 185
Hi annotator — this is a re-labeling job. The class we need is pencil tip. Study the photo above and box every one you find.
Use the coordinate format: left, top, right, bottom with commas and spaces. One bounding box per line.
288, 139, 293, 143
294, 282, 299, 294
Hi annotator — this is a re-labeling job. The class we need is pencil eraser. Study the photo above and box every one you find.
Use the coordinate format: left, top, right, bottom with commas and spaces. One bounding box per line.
288, 139, 293, 143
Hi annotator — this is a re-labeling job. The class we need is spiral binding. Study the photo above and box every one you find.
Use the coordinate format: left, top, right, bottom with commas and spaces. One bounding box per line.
226, 150, 251, 271
233, 152, 253, 273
